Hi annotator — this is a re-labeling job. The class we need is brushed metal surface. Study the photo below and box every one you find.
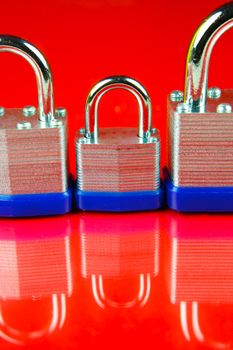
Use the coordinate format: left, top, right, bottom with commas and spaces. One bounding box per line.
0, 109, 68, 194
168, 89, 233, 187
77, 128, 160, 192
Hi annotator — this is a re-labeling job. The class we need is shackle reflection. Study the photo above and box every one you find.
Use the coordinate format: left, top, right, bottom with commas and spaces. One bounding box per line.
166, 212, 233, 348
0, 216, 73, 346
78, 212, 161, 309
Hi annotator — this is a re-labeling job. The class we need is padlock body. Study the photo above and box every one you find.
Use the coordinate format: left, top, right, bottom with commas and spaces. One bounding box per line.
0, 109, 72, 216
166, 89, 233, 211
77, 127, 160, 192
0, 109, 68, 194
76, 127, 163, 211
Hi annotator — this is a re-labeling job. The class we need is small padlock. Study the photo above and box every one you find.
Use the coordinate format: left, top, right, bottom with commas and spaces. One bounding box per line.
75, 76, 163, 212
0, 35, 72, 217
165, 2, 233, 212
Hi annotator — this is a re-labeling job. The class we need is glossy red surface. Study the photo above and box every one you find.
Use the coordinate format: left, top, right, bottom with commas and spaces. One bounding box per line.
0, 212, 232, 349
0, 0, 233, 349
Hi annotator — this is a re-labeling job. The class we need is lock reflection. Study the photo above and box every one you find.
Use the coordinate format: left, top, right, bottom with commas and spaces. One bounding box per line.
166, 212, 233, 348
78, 212, 160, 309
0, 216, 73, 346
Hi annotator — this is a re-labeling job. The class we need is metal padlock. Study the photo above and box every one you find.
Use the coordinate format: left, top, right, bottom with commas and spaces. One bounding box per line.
165, 3, 233, 212
0, 35, 72, 217
75, 76, 163, 212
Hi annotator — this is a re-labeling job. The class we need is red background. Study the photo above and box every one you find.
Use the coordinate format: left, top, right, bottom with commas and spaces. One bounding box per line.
0, 0, 231, 173
0, 1, 233, 349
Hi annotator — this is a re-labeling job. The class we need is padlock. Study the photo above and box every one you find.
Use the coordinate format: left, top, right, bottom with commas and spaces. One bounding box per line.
75, 76, 163, 212
0, 35, 72, 217
165, 2, 233, 212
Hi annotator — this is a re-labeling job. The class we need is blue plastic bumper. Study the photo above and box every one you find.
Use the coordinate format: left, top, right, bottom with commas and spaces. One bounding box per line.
0, 185, 73, 217
75, 185, 164, 212
164, 168, 233, 212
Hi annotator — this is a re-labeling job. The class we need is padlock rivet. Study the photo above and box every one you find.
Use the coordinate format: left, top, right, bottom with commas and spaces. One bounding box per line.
23, 105, 36, 117
151, 128, 157, 134
50, 119, 63, 127
208, 87, 222, 99
55, 107, 67, 118
176, 103, 190, 113
0, 107, 4, 117
170, 90, 184, 102
78, 138, 85, 144
79, 128, 86, 135
17, 121, 32, 130
216, 103, 232, 113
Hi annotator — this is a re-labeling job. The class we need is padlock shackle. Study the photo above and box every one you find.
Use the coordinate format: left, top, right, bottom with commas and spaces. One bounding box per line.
85, 76, 152, 140
184, 2, 233, 112
0, 35, 54, 122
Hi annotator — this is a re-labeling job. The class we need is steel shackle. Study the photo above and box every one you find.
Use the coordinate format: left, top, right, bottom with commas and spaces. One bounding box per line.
85, 76, 152, 140
184, 2, 233, 112
0, 35, 54, 122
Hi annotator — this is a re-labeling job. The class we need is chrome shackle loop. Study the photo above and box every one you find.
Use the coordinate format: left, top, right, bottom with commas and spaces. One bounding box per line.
85, 76, 152, 141
0, 35, 54, 122
184, 2, 233, 112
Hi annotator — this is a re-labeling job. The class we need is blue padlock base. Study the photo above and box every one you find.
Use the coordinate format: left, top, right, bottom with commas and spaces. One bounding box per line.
75, 185, 164, 212
164, 167, 233, 212
0, 185, 73, 217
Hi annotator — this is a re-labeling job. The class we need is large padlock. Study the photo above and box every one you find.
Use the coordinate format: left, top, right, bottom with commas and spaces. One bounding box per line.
0, 35, 72, 217
165, 2, 233, 212
75, 76, 163, 212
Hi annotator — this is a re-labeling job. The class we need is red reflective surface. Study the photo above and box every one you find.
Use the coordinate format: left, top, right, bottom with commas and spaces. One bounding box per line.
0, 0, 233, 349
0, 212, 232, 349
